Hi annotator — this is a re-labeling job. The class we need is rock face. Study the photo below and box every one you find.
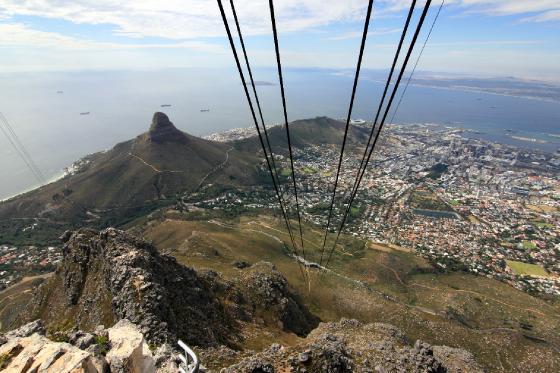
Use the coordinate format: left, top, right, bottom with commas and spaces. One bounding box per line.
28, 229, 318, 349
105, 320, 155, 373
147, 112, 187, 144
220, 319, 484, 373
14, 228, 484, 372
240, 262, 319, 336
0, 320, 158, 373
0, 328, 97, 372
31, 228, 234, 347
3, 319, 44, 340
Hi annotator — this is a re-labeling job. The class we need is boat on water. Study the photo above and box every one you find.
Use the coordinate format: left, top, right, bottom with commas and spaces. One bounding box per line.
56, 90, 64, 94
80, 112, 90, 115
161, 104, 172, 107
200, 109, 210, 112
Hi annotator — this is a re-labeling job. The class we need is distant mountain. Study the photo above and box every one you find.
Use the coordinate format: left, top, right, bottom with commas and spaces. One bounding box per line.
355, 69, 560, 102
0, 114, 366, 244
236, 116, 370, 153
0, 112, 259, 241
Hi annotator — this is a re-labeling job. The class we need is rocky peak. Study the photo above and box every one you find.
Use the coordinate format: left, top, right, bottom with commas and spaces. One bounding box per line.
240, 262, 319, 336
31, 228, 235, 347
147, 112, 186, 144
27, 229, 318, 351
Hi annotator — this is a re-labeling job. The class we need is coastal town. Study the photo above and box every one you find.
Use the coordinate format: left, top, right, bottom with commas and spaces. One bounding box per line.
0, 243, 61, 290
197, 122, 560, 296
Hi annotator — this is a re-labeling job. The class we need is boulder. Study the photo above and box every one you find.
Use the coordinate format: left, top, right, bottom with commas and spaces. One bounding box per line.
106, 319, 155, 373
433, 345, 484, 373
0, 333, 97, 372
3, 319, 44, 339
241, 261, 319, 336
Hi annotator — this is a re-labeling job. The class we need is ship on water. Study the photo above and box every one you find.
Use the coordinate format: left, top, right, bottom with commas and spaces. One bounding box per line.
200, 109, 210, 112
80, 112, 90, 115
161, 104, 172, 107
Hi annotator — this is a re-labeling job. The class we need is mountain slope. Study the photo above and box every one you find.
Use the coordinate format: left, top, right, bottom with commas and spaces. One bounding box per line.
19, 228, 318, 347
234, 116, 371, 153
0, 115, 371, 244
0, 113, 260, 241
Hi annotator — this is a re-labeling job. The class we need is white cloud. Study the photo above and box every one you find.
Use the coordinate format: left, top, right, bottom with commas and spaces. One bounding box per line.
428, 40, 547, 47
522, 9, 560, 22
377, 0, 560, 20
0, 0, 369, 40
0, 0, 557, 44
0, 0, 558, 76
0, 23, 224, 52
328, 28, 402, 41
456, 0, 560, 16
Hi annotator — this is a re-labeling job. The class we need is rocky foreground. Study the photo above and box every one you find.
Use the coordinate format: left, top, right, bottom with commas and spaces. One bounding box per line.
0, 228, 484, 372
0, 319, 171, 372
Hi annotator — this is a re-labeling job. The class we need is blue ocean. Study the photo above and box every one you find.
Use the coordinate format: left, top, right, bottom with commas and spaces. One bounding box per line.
0, 67, 558, 199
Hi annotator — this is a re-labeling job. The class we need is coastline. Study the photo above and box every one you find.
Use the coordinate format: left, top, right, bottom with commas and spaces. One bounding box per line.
0, 171, 65, 203
1, 121, 558, 203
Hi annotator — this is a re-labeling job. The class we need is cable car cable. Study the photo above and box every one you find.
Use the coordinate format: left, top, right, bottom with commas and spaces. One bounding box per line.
318, 0, 374, 267
217, 0, 308, 281
324, 0, 434, 270
268, 0, 307, 258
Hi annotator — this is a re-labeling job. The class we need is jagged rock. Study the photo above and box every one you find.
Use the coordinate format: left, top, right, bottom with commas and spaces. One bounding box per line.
26, 229, 319, 350
69, 330, 95, 350
95, 324, 108, 338
3, 319, 44, 339
148, 112, 187, 144
106, 319, 155, 373
218, 319, 483, 373
241, 262, 319, 336
30, 228, 235, 347
0, 333, 97, 372
0, 319, 162, 372
232, 260, 251, 269
222, 357, 276, 373
433, 345, 484, 373
152, 343, 179, 370
298, 351, 310, 363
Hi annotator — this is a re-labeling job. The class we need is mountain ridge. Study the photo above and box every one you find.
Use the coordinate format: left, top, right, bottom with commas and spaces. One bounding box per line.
0, 114, 364, 244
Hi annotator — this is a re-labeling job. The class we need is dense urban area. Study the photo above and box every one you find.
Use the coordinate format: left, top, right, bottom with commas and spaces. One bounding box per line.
202, 122, 560, 296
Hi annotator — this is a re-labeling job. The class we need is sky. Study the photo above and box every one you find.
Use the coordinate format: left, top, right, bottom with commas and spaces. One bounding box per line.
0, 0, 559, 81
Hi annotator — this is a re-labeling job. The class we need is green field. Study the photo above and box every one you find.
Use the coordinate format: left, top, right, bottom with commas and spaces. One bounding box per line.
448, 199, 460, 206
533, 221, 554, 229
280, 168, 292, 177
302, 166, 317, 174
409, 189, 454, 212
522, 240, 538, 250
506, 260, 549, 277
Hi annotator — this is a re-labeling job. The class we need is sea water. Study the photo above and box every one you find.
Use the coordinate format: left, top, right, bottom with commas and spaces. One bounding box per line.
0, 67, 559, 199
